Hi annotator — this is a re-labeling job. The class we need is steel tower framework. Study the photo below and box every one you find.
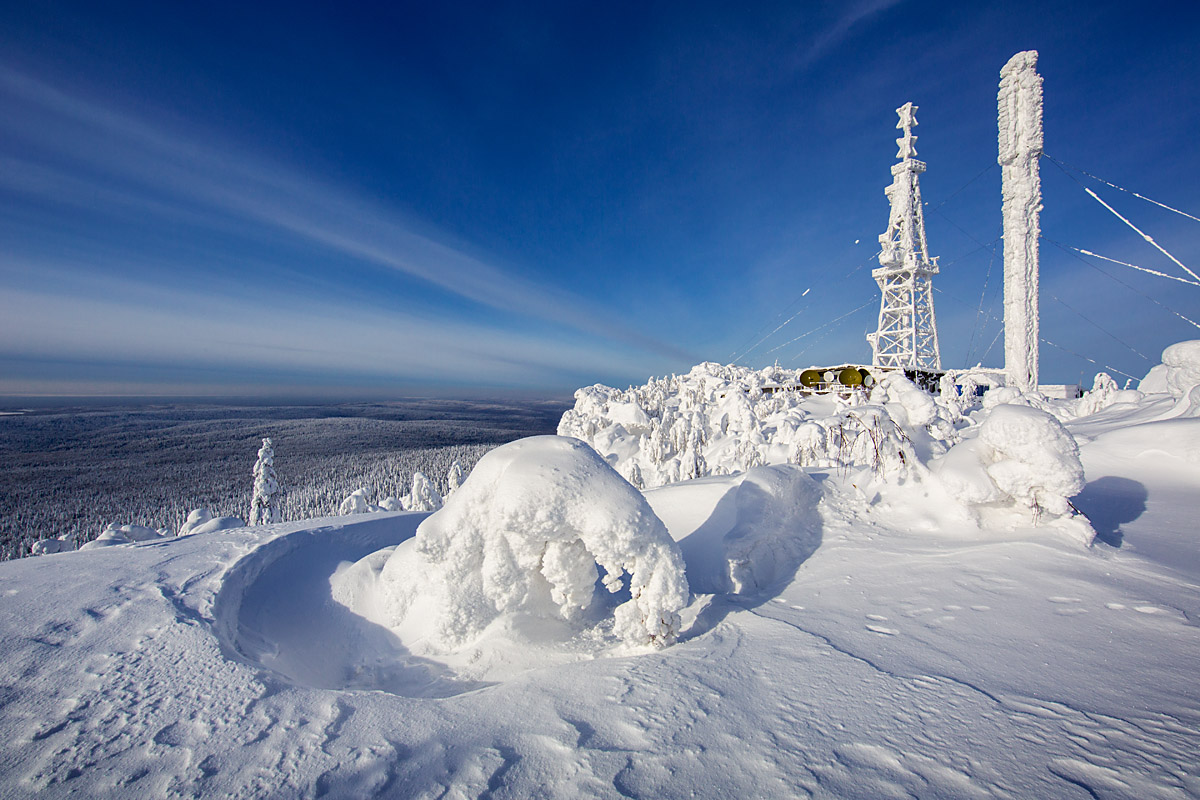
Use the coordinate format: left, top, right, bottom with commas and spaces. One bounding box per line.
867, 102, 942, 372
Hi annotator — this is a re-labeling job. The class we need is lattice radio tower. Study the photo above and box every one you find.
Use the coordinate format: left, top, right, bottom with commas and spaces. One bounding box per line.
867, 102, 942, 371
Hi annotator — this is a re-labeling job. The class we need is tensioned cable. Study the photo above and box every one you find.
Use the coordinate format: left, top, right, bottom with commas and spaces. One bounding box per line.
977, 324, 1004, 365
736, 162, 998, 367
1043, 238, 1200, 287
1081, 187, 1200, 284
929, 162, 998, 212
730, 249, 882, 365
727, 293, 809, 362
790, 323, 841, 365
1045, 154, 1200, 225
1039, 338, 1140, 383
1046, 292, 1151, 363
763, 299, 877, 356
1045, 157, 1200, 285
1043, 238, 1200, 331
966, 225, 1003, 365
934, 286, 1140, 381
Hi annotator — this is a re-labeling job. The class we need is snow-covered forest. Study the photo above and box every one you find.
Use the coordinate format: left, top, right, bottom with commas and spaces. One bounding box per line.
0, 398, 566, 559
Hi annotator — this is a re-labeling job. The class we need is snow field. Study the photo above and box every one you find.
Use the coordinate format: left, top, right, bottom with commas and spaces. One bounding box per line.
2, 342, 1200, 798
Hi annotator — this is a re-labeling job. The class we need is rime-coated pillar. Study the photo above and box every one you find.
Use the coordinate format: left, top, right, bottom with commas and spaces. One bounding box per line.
998, 50, 1043, 392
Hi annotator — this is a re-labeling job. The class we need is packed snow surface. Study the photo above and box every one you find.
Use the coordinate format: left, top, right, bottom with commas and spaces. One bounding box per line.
2, 349, 1199, 798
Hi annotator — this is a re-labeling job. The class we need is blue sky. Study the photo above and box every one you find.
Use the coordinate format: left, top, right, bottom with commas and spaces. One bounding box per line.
1, 0, 1198, 397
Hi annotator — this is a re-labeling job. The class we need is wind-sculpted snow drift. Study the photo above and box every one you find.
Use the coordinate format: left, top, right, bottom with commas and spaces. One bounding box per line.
334, 436, 689, 672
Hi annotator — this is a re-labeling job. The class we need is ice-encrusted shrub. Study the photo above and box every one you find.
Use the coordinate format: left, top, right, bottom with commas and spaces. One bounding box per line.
559, 362, 965, 489
338, 487, 376, 515
372, 436, 689, 651
1076, 372, 1120, 417
842, 406, 919, 481
978, 405, 1085, 517
933, 404, 1088, 536
407, 471, 443, 512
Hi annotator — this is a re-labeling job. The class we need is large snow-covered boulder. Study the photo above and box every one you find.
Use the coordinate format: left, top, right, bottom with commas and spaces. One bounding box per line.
1141, 340, 1200, 400
1142, 340, 1200, 418
358, 436, 688, 654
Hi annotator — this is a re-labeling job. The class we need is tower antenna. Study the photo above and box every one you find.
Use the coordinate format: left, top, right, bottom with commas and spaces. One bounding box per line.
867, 102, 942, 371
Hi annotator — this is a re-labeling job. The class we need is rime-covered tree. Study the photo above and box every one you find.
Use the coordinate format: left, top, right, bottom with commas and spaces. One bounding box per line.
249, 438, 281, 525
446, 460, 465, 496
408, 471, 443, 512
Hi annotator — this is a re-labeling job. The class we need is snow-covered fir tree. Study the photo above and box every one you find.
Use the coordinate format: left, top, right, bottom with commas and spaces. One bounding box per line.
446, 460, 465, 496
408, 471, 443, 512
249, 438, 282, 525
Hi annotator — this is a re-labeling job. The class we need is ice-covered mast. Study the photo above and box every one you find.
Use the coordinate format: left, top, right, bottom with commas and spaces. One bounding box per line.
998, 50, 1043, 391
867, 102, 942, 371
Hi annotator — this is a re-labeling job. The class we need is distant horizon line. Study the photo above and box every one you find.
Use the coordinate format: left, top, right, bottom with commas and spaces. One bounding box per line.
0, 390, 577, 409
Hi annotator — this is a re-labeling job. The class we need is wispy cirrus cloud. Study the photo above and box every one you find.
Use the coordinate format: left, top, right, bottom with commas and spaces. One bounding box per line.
0, 66, 694, 366
0, 261, 653, 394
799, 0, 907, 68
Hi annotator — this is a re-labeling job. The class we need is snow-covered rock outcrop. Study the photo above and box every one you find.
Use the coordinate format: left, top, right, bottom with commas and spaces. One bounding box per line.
335, 436, 689, 657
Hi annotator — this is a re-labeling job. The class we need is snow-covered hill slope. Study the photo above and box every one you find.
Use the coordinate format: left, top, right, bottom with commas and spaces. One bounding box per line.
2, 388, 1198, 799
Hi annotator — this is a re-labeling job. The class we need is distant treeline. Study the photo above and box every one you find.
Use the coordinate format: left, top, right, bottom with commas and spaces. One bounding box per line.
0, 398, 567, 560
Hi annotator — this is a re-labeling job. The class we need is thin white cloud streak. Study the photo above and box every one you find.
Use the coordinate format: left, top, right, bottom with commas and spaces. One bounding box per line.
0, 67, 694, 362
799, 0, 906, 68
0, 269, 653, 390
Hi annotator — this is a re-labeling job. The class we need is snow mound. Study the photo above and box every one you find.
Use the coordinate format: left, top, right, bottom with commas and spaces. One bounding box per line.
1140, 340, 1200, 415
649, 465, 823, 595
79, 523, 168, 550
1161, 340, 1200, 399
933, 405, 1090, 541
337, 436, 689, 667
179, 508, 245, 536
